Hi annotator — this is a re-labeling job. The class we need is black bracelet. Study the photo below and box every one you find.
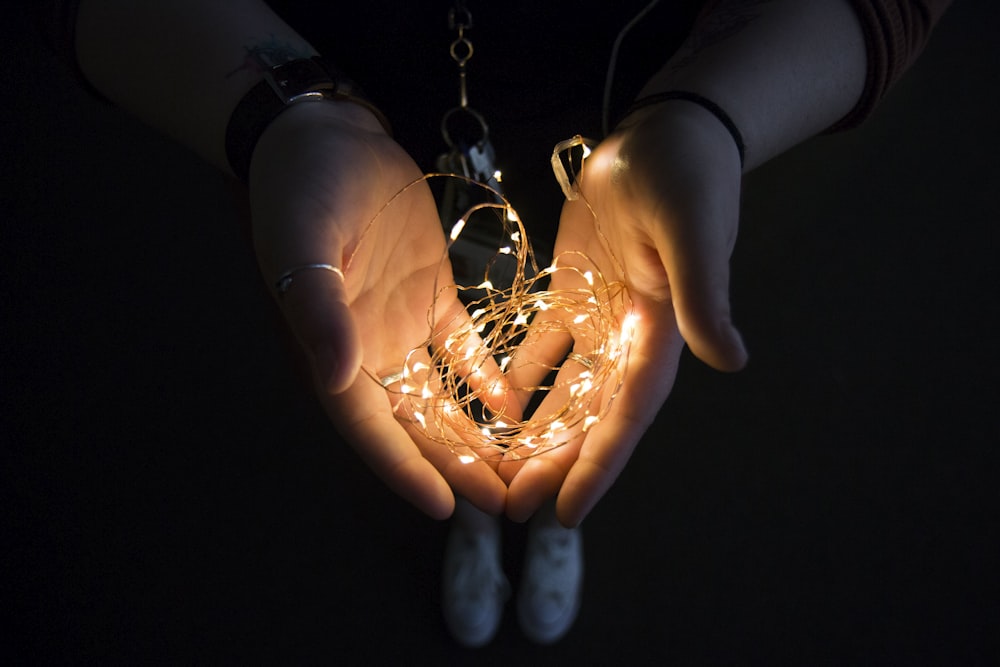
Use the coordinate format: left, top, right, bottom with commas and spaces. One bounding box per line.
622, 91, 745, 167
224, 56, 391, 183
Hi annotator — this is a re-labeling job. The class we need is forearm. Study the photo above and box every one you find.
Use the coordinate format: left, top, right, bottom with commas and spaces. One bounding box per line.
638, 0, 867, 171
75, 0, 316, 172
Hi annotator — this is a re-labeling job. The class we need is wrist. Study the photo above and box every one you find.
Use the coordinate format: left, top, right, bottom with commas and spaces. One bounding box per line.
620, 91, 745, 169
616, 96, 744, 181
225, 56, 391, 183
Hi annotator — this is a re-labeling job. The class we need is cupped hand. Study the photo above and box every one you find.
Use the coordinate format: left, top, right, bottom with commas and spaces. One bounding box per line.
502, 100, 749, 526
248, 100, 507, 519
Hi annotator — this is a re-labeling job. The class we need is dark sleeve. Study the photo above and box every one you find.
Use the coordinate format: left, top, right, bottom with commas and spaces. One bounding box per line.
38, 0, 82, 67
35, 0, 109, 98
830, 0, 954, 130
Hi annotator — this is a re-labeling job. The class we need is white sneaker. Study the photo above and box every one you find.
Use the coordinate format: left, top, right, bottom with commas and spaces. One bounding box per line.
517, 501, 583, 644
442, 499, 510, 648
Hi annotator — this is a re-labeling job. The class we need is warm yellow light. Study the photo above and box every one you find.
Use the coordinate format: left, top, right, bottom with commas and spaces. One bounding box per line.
354, 157, 634, 462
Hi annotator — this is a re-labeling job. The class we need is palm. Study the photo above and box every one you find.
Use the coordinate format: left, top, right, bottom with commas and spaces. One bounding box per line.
503, 110, 746, 525
249, 102, 507, 518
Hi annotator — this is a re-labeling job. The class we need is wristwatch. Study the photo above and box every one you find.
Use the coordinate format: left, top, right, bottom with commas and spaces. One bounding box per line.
225, 56, 391, 182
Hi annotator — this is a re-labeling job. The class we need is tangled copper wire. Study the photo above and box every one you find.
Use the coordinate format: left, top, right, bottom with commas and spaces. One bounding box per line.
357, 171, 635, 462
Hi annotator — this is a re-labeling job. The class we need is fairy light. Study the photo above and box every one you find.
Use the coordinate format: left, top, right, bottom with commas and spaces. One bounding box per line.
352, 139, 634, 462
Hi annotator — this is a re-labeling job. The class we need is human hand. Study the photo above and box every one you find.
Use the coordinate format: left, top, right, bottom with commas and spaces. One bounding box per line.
501, 101, 749, 526
248, 101, 508, 519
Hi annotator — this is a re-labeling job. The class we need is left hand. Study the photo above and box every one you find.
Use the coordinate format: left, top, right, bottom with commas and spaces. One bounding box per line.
500, 101, 749, 526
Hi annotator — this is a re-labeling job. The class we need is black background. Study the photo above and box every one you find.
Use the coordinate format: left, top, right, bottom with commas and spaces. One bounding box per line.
3, 3, 998, 664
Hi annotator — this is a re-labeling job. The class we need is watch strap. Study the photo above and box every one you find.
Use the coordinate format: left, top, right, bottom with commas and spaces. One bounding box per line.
225, 56, 391, 182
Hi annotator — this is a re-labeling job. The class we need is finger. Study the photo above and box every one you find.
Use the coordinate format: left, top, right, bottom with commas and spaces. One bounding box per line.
503, 310, 574, 410
556, 297, 685, 527
496, 337, 591, 476
320, 369, 456, 520
657, 209, 748, 373
501, 346, 603, 517
378, 326, 513, 513
276, 266, 363, 394
404, 421, 508, 516
504, 428, 583, 522
381, 348, 508, 514
501, 260, 599, 413
505, 443, 580, 523
428, 295, 519, 420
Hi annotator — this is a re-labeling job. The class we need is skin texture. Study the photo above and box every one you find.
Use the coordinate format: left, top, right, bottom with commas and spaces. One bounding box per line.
502, 0, 867, 526
74, 0, 867, 523
250, 101, 511, 519
501, 102, 744, 525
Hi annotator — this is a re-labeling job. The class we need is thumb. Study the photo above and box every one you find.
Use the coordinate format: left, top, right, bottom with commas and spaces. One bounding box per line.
274, 265, 363, 394
660, 217, 748, 373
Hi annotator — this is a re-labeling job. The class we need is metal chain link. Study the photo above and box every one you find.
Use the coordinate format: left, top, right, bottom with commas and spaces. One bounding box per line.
448, 1, 474, 108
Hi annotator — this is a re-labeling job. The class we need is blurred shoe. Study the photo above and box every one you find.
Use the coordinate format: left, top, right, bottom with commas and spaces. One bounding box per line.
442, 498, 510, 648
517, 500, 583, 644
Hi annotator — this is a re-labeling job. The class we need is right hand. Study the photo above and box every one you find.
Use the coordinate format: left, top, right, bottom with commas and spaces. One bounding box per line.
247, 100, 508, 519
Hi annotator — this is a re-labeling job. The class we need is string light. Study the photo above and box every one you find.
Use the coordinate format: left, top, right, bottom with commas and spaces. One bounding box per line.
350, 138, 635, 462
